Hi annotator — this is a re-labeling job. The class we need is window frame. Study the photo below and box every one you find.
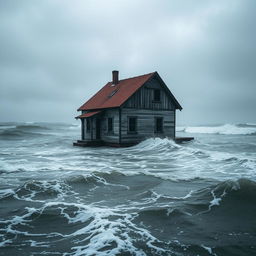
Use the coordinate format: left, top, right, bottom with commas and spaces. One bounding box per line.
127, 116, 138, 134
154, 117, 163, 133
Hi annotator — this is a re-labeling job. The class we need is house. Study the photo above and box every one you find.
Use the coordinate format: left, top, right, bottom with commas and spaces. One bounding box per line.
74, 71, 192, 147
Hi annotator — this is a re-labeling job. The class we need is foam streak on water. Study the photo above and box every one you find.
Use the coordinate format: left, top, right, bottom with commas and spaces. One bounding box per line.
0, 122, 256, 256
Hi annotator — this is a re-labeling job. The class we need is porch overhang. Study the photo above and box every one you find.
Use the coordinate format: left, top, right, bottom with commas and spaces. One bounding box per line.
75, 110, 102, 119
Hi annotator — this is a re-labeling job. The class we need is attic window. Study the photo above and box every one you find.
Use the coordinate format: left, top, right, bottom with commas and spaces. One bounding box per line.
108, 89, 118, 98
153, 89, 161, 102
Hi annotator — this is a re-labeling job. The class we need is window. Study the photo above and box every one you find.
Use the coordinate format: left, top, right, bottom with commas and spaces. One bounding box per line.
153, 89, 161, 102
86, 119, 91, 132
107, 117, 113, 133
108, 89, 118, 98
155, 117, 163, 133
128, 117, 137, 133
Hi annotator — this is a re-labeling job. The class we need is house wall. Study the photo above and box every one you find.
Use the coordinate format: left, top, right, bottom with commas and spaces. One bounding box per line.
121, 108, 175, 144
123, 77, 176, 110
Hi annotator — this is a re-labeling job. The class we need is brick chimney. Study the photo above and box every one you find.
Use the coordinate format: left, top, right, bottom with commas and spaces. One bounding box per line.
112, 70, 119, 85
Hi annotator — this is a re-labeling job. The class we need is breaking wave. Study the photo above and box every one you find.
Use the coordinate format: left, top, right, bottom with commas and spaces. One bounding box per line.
130, 137, 180, 151
178, 123, 256, 135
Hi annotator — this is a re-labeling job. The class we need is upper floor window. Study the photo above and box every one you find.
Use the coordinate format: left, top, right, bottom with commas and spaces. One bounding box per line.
128, 117, 137, 133
108, 117, 113, 133
155, 117, 163, 133
153, 89, 161, 102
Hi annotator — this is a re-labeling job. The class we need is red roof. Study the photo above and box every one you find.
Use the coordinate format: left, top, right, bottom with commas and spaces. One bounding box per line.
78, 71, 182, 111
78, 72, 155, 111
75, 110, 102, 119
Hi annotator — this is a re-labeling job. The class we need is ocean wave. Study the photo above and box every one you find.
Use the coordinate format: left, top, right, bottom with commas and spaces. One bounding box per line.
15, 124, 50, 130
0, 180, 72, 202
237, 123, 256, 127
129, 138, 255, 179
0, 124, 51, 139
0, 201, 168, 255
134, 178, 256, 226
217, 178, 256, 199
66, 173, 130, 191
138, 207, 192, 220
1, 177, 256, 255
130, 137, 181, 151
65, 173, 256, 211
180, 124, 256, 135
0, 129, 46, 138
186, 178, 256, 212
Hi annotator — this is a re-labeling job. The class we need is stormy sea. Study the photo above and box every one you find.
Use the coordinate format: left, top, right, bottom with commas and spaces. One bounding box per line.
0, 122, 256, 256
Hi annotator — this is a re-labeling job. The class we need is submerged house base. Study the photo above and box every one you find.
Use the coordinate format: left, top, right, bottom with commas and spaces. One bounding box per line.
73, 137, 194, 148
174, 137, 194, 143
73, 140, 136, 148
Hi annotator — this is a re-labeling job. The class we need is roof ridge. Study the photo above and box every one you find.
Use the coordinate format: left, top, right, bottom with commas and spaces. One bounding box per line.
107, 71, 156, 84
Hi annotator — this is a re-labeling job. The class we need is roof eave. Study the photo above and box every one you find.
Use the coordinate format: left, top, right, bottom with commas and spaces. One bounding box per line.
79, 106, 120, 112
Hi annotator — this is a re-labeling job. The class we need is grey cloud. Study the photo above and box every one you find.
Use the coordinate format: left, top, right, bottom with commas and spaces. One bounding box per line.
0, 0, 255, 124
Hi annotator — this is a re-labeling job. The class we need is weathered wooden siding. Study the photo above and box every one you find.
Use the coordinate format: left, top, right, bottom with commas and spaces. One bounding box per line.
100, 109, 119, 143
80, 111, 119, 143
121, 108, 175, 143
81, 118, 98, 141
123, 77, 175, 110
80, 111, 92, 141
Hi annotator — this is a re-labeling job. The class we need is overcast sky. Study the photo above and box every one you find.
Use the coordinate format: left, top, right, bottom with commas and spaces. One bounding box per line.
0, 0, 255, 125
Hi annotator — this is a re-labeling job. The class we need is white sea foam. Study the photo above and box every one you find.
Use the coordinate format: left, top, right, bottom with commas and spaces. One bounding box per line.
0, 188, 15, 198
0, 125, 16, 130
130, 137, 180, 151
244, 123, 256, 126
201, 245, 216, 255
182, 124, 256, 135
0, 239, 12, 247
208, 187, 227, 210
42, 202, 167, 256
28, 240, 50, 248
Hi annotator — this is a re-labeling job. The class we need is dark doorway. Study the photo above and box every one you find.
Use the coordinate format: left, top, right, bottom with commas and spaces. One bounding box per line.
96, 118, 101, 140
81, 119, 85, 140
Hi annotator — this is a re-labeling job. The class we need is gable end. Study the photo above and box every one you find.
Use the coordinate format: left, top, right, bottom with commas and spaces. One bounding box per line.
122, 72, 182, 110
